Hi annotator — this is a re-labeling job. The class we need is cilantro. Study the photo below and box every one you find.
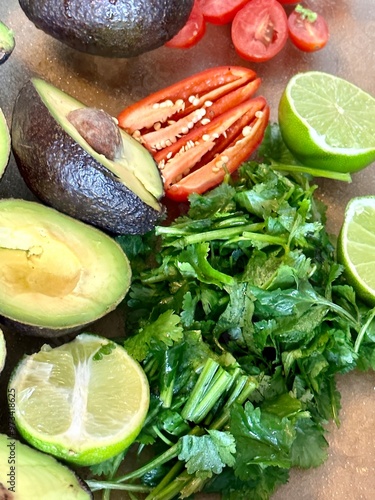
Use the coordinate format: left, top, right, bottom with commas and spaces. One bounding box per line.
87, 126, 375, 499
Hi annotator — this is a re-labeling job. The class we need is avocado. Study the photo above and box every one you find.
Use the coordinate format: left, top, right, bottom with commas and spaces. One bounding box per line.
0, 434, 92, 499
0, 108, 10, 179
11, 78, 164, 235
0, 329, 5, 374
18, 0, 194, 58
0, 20, 14, 64
0, 199, 131, 337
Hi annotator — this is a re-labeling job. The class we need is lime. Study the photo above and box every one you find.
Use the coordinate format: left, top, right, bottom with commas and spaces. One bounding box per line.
0, 328, 5, 374
278, 71, 375, 173
9, 333, 150, 466
337, 196, 375, 305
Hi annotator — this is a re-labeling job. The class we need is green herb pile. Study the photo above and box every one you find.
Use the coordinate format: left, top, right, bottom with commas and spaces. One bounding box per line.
87, 126, 375, 499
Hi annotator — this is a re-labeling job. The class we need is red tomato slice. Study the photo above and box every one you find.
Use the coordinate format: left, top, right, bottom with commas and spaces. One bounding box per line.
165, 1, 206, 49
117, 66, 269, 201
288, 6, 329, 52
231, 0, 288, 63
197, 0, 250, 25
277, 1, 298, 4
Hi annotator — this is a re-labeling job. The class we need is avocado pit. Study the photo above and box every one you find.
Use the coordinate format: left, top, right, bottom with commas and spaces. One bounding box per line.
67, 108, 123, 161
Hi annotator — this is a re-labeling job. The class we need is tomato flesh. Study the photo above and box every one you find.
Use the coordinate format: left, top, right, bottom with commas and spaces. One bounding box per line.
117, 66, 269, 201
165, 1, 206, 49
231, 0, 288, 63
288, 7, 329, 52
197, 0, 250, 25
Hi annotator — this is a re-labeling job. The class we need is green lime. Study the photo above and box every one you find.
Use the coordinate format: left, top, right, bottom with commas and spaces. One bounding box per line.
9, 333, 150, 466
0, 329, 5, 374
337, 196, 375, 305
278, 71, 375, 173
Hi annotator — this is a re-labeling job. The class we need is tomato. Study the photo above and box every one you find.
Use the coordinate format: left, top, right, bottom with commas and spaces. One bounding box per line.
197, 0, 250, 25
288, 5, 329, 52
165, 1, 206, 49
231, 0, 288, 63
277, 0, 298, 4
118, 66, 269, 202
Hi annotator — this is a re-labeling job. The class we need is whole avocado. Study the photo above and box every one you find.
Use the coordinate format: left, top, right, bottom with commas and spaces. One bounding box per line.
18, 0, 194, 57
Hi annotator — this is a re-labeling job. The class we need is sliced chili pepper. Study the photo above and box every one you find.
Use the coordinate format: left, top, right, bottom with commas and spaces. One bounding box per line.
117, 66, 268, 202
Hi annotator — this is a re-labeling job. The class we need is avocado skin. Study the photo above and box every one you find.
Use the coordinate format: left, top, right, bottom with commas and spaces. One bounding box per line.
12, 80, 164, 235
19, 0, 195, 57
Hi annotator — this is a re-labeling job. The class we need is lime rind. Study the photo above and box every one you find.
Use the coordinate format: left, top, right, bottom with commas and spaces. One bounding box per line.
338, 196, 375, 305
279, 71, 375, 173
9, 333, 150, 466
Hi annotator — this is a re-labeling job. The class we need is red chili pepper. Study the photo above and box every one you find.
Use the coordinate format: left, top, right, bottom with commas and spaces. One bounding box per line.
118, 66, 269, 201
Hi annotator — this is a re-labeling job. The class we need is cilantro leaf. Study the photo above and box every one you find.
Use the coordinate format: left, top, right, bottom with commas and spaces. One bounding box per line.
178, 430, 236, 478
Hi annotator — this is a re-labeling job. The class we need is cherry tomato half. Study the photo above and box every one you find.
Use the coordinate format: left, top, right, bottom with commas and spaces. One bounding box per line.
117, 67, 269, 202
165, 1, 206, 49
288, 6, 329, 52
231, 0, 288, 63
197, 0, 250, 25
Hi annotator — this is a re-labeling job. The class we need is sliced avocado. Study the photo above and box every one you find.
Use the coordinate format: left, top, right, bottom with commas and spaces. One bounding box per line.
11, 78, 165, 234
0, 108, 10, 179
19, 0, 194, 58
0, 434, 92, 499
0, 20, 14, 64
0, 329, 5, 374
0, 199, 131, 337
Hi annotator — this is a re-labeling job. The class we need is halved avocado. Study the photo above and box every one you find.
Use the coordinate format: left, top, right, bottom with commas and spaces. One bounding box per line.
0, 108, 10, 179
0, 199, 131, 337
0, 329, 5, 374
0, 434, 92, 498
19, 0, 194, 58
11, 78, 164, 235
0, 20, 14, 64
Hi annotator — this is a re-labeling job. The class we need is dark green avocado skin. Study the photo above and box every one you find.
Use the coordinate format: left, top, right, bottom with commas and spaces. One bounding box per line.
18, 0, 194, 57
11, 80, 164, 235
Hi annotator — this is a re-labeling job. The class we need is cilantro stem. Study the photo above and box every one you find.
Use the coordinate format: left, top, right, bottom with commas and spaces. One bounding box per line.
270, 161, 352, 183
181, 358, 232, 423
157, 223, 264, 246
87, 481, 151, 493
354, 306, 375, 353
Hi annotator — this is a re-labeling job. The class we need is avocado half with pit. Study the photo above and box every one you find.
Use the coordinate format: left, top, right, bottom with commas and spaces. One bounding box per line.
0, 434, 92, 499
0, 199, 131, 337
11, 78, 164, 235
19, 0, 194, 58
0, 107, 10, 179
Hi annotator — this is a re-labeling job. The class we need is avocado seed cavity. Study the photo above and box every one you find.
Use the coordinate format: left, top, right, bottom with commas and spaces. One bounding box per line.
67, 108, 123, 161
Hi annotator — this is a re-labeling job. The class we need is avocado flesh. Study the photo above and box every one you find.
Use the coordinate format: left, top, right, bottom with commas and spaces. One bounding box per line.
0, 199, 131, 336
0, 434, 92, 499
0, 329, 5, 374
12, 79, 164, 235
0, 20, 15, 64
33, 78, 163, 208
0, 108, 10, 179
19, 0, 194, 58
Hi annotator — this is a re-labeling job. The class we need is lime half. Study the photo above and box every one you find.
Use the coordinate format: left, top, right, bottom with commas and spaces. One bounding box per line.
278, 71, 375, 173
338, 196, 375, 305
9, 333, 150, 466
0, 329, 5, 374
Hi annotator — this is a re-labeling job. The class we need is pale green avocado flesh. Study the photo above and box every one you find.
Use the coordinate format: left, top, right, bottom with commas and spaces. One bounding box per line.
0, 20, 15, 64
0, 434, 91, 498
0, 108, 10, 179
0, 199, 131, 332
32, 78, 163, 211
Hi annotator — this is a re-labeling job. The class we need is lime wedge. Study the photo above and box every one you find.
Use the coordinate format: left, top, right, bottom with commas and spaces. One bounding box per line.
338, 196, 375, 305
0, 329, 5, 374
9, 333, 150, 466
278, 71, 375, 173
